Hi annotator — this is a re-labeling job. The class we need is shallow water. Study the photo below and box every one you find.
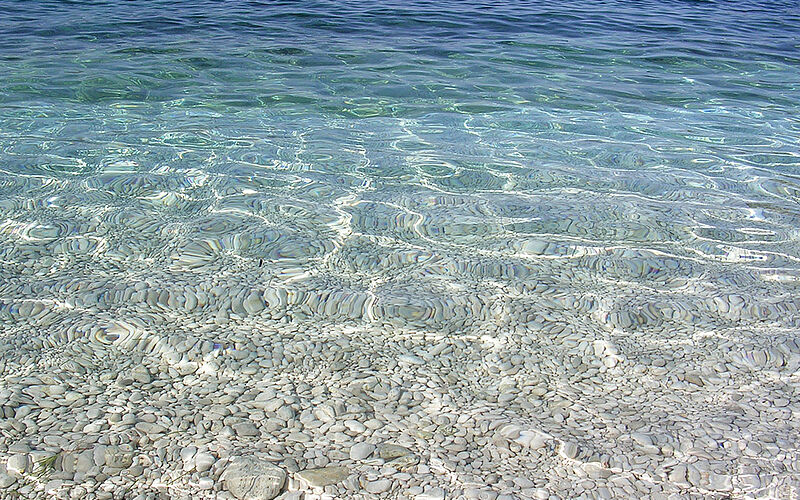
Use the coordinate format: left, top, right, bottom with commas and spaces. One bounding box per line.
1, 0, 800, 497
2, 0, 799, 329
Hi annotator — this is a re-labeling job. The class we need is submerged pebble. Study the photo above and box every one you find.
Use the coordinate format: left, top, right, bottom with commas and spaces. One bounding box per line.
0, 3, 798, 500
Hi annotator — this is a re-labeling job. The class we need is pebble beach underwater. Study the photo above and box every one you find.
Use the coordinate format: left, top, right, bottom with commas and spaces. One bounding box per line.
0, 0, 799, 498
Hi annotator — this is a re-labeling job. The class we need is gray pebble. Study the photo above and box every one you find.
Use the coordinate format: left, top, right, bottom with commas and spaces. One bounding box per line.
349, 443, 375, 461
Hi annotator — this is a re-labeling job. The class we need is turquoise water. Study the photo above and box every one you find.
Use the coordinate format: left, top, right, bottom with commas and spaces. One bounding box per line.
2, 1, 799, 330
1, 1, 800, 496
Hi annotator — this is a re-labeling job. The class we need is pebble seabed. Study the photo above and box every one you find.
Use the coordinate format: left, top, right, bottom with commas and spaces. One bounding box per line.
1, 182, 800, 500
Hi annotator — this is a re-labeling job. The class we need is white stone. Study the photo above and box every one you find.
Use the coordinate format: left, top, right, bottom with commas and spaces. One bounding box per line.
131, 365, 152, 384
177, 361, 199, 376
349, 443, 375, 461
559, 442, 579, 459
276, 493, 303, 500
514, 477, 534, 488
286, 432, 311, 442
398, 354, 425, 365
0, 473, 15, 488
104, 445, 133, 469
345, 420, 367, 433
296, 466, 349, 487
93, 445, 106, 467
365, 479, 392, 494
181, 446, 197, 465
234, 422, 260, 437
44, 479, 64, 495
75, 451, 94, 475
243, 293, 265, 314
707, 473, 732, 491
276, 406, 295, 421
630, 433, 653, 446
6, 454, 28, 476
195, 452, 216, 473
416, 487, 446, 500
222, 456, 286, 500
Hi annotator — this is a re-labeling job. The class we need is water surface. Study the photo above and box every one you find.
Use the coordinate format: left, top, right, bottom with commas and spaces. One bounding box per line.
1, 0, 800, 496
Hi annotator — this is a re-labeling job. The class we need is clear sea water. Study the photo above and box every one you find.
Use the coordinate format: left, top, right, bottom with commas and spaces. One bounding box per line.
1, 0, 800, 497
2, 1, 800, 336
2, 0, 800, 336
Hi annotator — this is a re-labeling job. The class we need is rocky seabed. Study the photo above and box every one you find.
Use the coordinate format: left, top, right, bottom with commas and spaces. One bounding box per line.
1, 172, 799, 499
1, 276, 799, 499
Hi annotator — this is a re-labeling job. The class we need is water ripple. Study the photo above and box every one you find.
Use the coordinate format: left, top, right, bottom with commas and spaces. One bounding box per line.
1, 2, 799, 493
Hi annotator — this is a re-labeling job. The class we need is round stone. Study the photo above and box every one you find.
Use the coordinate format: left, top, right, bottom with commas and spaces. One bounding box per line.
365, 479, 393, 494
195, 452, 216, 473
0, 473, 16, 488
6, 454, 28, 476
243, 292, 265, 314
379, 444, 413, 461
222, 456, 286, 500
296, 466, 349, 487
104, 445, 134, 469
349, 443, 376, 461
